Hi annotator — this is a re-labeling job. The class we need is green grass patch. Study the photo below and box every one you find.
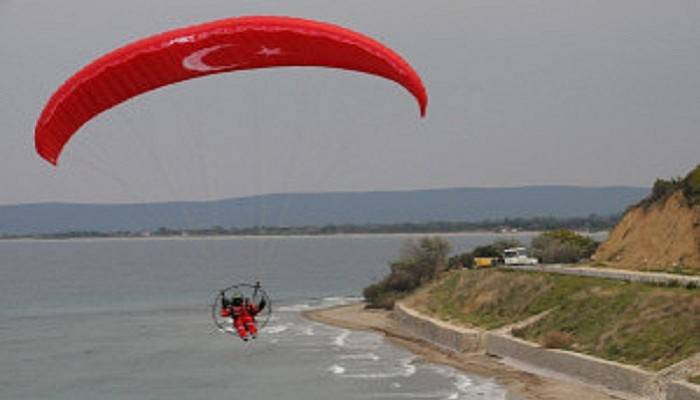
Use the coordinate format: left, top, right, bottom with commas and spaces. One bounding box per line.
690, 375, 700, 385
408, 269, 700, 370
416, 269, 620, 329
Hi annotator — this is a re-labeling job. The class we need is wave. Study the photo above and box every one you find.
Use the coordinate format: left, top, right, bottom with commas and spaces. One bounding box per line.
263, 324, 290, 334
337, 331, 384, 350
339, 352, 380, 361
453, 374, 473, 393
274, 296, 360, 315
327, 364, 346, 375
321, 296, 361, 305
340, 357, 416, 379
425, 365, 478, 400
276, 303, 313, 312
333, 330, 350, 347
427, 365, 508, 400
358, 393, 450, 399
301, 326, 315, 336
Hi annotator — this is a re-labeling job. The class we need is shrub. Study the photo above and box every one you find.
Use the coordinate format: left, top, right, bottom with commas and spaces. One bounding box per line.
531, 230, 598, 263
682, 164, 700, 205
472, 244, 499, 258
538, 241, 581, 263
635, 164, 700, 207
363, 283, 400, 309
542, 330, 574, 349
473, 239, 522, 258
448, 252, 474, 269
363, 236, 452, 309
650, 178, 680, 203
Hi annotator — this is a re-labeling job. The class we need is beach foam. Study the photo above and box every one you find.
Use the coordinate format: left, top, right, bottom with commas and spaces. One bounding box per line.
328, 364, 346, 375
340, 357, 417, 379
321, 296, 361, 306
263, 324, 290, 334
333, 330, 350, 347
277, 303, 313, 312
357, 391, 450, 398
339, 352, 380, 361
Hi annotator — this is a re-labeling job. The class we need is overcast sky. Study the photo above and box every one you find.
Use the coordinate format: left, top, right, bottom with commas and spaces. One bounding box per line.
1, 1, 698, 204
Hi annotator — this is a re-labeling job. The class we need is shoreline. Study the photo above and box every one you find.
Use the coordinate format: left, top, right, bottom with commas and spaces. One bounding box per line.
0, 230, 606, 243
303, 303, 629, 400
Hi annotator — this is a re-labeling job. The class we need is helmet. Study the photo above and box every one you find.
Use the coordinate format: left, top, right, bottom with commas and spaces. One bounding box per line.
231, 293, 243, 306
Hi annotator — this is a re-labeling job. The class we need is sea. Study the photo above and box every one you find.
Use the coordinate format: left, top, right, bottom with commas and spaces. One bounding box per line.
0, 232, 603, 400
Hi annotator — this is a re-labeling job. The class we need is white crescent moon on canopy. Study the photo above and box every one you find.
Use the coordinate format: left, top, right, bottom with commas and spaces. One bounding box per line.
182, 44, 239, 72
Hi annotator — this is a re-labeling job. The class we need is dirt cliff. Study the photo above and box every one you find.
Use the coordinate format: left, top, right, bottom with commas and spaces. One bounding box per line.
594, 190, 700, 271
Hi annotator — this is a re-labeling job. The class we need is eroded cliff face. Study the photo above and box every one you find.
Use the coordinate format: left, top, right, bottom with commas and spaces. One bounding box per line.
594, 191, 700, 270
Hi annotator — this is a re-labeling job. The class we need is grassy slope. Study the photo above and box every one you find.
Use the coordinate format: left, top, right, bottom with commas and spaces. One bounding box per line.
404, 269, 700, 370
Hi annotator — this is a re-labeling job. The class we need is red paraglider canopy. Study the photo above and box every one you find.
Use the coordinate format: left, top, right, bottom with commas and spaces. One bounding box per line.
35, 16, 428, 165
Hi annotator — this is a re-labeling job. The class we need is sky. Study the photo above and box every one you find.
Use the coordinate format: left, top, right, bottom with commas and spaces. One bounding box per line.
1, 0, 699, 205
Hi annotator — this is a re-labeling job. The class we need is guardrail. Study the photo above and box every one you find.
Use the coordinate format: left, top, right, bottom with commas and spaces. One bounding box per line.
502, 264, 700, 288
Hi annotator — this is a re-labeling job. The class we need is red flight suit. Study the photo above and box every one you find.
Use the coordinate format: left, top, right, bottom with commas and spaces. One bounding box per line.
221, 299, 263, 340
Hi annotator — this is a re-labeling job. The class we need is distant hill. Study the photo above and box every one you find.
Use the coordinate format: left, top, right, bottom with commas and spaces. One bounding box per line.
0, 186, 648, 235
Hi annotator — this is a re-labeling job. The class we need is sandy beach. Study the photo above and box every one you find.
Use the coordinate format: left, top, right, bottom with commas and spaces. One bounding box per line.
304, 303, 630, 400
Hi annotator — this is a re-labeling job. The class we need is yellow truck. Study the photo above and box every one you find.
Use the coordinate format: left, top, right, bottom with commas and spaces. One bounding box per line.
473, 257, 497, 269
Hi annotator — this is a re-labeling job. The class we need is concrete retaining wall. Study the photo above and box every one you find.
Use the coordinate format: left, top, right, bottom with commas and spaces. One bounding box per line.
392, 302, 699, 399
392, 303, 483, 353
505, 265, 700, 287
667, 381, 700, 400
485, 333, 655, 397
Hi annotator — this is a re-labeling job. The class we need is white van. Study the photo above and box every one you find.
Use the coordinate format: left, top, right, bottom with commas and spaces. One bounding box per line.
503, 247, 539, 266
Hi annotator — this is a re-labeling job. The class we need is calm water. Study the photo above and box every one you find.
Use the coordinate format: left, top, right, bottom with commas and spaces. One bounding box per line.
0, 233, 579, 400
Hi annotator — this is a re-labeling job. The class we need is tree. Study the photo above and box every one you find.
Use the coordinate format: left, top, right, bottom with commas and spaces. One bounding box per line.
472, 239, 522, 258
531, 230, 598, 263
364, 236, 452, 309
